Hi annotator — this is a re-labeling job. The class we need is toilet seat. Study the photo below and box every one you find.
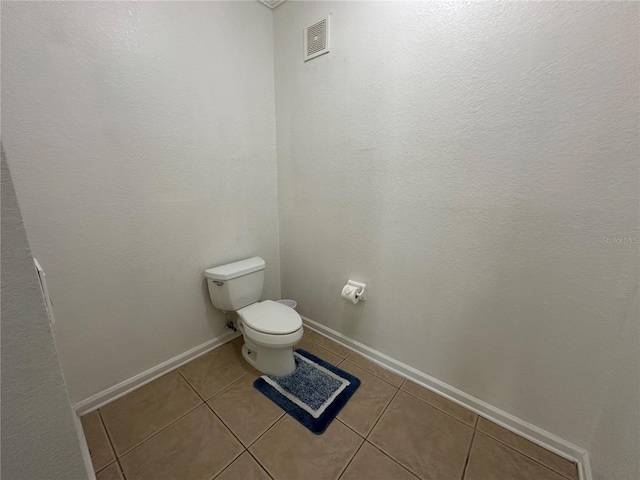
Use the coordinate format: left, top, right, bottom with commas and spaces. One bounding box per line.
239, 300, 302, 335
242, 322, 303, 349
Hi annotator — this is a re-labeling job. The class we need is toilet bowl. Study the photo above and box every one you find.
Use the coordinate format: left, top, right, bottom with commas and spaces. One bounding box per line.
204, 257, 303, 377
237, 300, 303, 376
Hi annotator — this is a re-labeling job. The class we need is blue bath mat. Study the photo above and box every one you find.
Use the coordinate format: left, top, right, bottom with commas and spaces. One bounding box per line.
253, 349, 360, 434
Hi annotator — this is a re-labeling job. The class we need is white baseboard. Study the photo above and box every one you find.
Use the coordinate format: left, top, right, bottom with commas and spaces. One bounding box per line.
72, 410, 97, 480
579, 451, 592, 480
302, 316, 592, 480
73, 331, 241, 416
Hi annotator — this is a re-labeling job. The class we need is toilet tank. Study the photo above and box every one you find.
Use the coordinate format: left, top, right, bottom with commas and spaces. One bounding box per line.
205, 257, 265, 312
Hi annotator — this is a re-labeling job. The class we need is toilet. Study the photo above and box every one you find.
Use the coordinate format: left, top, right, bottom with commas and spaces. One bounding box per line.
204, 256, 303, 377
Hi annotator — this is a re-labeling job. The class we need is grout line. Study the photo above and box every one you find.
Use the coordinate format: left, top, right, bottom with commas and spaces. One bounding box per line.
195, 370, 285, 451
246, 411, 287, 449
114, 401, 203, 459
335, 417, 365, 439
245, 415, 288, 479
94, 461, 115, 475
199, 404, 245, 480
181, 370, 248, 450
206, 449, 245, 480
246, 449, 276, 480
366, 388, 469, 480
177, 369, 205, 399
204, 400, 250, 449
116, 460, 127, 480
363, 440, 421, 480
106, 371, 209, 460
181, 364, 285, 452
297, 340, 342, 364
209, 459, 238, 480
360, 387, 430, 478
304, 333, 351, 359
205, 371, 254, 402
335, 434, 366, 480
211, 451, 246, 480
461, 426, 478, 479
200, 345, 250, 480
75, 337, 241, 416
474, 431, 578, 480
96, 409, 118, 466
375, 372, 575, 479
341, 357, 403, 389
476, 414, 580, 476
178, 355, 256, 403
247, 451, 278, 480
365, 387, 400, 441
399, 385, 478, 430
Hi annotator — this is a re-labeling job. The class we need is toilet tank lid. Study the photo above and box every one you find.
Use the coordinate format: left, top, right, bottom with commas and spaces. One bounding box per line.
204, 256, 265, 281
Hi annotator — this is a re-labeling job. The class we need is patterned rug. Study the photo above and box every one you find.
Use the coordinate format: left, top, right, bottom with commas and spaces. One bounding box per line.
254, 349, 360, 434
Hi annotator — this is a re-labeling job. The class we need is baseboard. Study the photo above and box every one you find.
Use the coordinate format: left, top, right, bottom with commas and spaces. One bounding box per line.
579, 450, 592, 480
72, 410, 97, 480
302, 316, 592, 480
73, 330, 241, 416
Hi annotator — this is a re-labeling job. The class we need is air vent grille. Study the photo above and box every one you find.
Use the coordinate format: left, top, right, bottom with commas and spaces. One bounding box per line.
304, 15, 330, 61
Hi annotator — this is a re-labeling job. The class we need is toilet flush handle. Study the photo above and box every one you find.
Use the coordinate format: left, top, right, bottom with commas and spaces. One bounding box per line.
214, 281, 224, 286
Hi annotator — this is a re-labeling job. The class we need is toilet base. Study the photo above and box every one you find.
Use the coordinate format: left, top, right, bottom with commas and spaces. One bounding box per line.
241, 341, 297, 377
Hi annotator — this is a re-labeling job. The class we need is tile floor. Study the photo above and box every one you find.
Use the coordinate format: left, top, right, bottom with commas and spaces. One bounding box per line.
81, 329, 579, 480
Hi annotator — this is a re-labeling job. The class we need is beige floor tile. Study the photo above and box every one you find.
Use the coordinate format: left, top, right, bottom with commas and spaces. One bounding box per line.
304, 329, 351, 358
476, 418, 578, 480
401, 381, 477, 427
215, 452, 272, 480
208, 374, 284, 446
120, 405, 243, 480
80, 410, 116, 472
100, 371, 202, 456
465, 432, 567, 480
295, 338, 343, 366
231, 336, 244, 348
343, 354, 404, 387
250, 415, 363, 480
336, 362, 397, 437
340, 442, 419, 480
369, 391, 473, 480
96, 462, 124, 480
179, 343, 253, 399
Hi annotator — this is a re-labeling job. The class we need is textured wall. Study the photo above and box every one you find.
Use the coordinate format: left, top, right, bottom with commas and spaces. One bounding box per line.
1, 148, 89, 480
3, 2, 638, 477
1, 1, 280, 402
274, 1, 639, 474
587, 285, 640, 480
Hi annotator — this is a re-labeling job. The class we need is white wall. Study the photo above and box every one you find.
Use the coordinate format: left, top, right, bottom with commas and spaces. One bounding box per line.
1, 148, 89, 480
1, 1, 280, 403
587, 285, 640, 480
274, 1, 639, 476
3, 1, 638, 477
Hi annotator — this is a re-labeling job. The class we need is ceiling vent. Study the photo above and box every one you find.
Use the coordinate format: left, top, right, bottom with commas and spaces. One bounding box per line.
258, 0, 285, 9
304, 15, 330, 62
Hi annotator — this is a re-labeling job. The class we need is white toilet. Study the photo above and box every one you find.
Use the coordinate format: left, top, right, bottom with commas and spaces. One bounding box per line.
205, 256, 303, 377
